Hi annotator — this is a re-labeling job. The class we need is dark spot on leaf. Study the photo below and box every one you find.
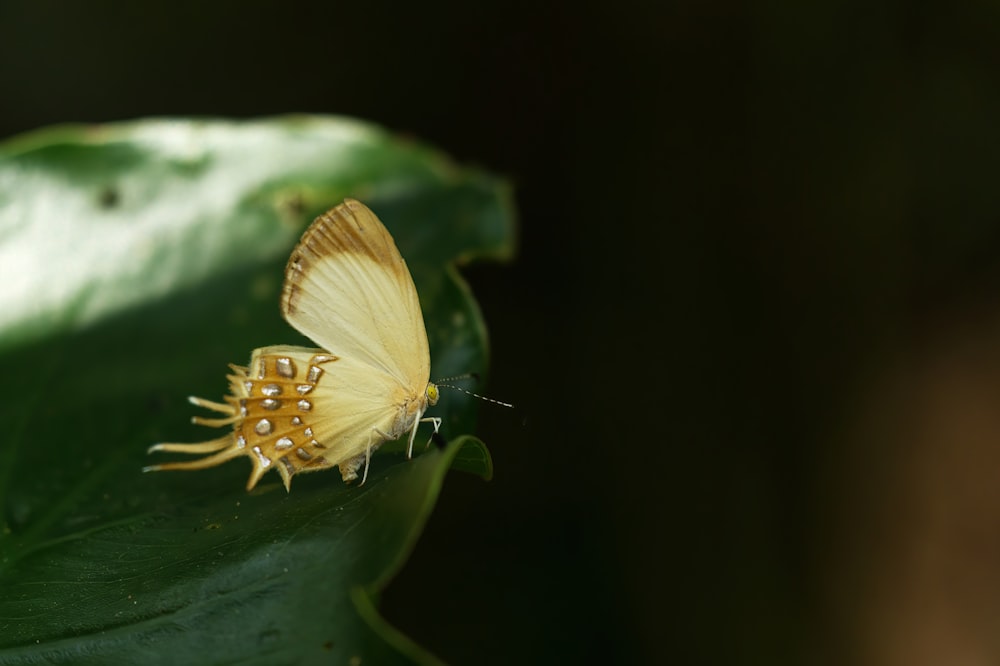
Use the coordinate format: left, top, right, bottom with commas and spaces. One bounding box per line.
98, 185, 120, 209
257, 628, 281, 646
281, 192, 306, 217
275, 190, 309, 230
322, 640, 334, 651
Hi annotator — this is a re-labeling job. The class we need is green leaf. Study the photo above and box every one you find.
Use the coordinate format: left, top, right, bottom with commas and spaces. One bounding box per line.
0, 117, 513, 664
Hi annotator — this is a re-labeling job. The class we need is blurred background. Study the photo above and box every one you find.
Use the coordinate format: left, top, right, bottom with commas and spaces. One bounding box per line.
5, 2, 1000, 664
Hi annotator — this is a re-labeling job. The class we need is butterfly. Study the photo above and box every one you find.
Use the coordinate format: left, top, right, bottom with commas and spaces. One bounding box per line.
145, 199, 441, 491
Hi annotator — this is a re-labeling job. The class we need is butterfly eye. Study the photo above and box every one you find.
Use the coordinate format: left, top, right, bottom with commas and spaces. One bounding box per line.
426, 383, 440, 406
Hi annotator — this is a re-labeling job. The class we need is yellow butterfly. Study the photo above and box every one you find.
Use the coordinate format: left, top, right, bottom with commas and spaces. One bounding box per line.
145, 199, 440, 491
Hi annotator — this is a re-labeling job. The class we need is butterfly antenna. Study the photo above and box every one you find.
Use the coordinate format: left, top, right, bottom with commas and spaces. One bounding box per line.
434, 372, 481, 384
436, 383, 514, 408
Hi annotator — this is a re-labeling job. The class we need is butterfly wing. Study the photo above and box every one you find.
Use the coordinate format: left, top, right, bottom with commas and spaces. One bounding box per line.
281, 199, 430, 389
281, 199, 433, 480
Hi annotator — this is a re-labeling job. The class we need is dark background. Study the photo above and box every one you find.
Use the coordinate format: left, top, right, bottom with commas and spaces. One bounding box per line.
6, 2, 1000, 664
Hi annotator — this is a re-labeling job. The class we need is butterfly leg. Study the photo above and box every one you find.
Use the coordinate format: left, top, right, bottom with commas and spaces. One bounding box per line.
359, 443, 372, 486
420, 417, 442, 452
406, 413, 442, 459
359, 428, 393, 486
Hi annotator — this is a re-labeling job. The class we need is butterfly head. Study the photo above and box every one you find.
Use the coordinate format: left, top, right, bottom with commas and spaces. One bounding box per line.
425, 382, 440, 406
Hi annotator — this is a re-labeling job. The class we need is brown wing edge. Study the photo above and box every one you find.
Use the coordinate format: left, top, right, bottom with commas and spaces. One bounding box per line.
281, 198, 411, 318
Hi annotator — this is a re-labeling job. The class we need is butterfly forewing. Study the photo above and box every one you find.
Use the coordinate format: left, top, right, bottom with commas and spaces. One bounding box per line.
281, 199, 430, 388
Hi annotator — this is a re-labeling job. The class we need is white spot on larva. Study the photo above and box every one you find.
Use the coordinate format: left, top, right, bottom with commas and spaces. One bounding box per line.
255, 419, 273, 435
261, 398, 281, 411
262, 383, 282, 396
307, 366, 323, 383
296, 384, 313, 395
275, 436, 293, 450
297, 399, 312, 412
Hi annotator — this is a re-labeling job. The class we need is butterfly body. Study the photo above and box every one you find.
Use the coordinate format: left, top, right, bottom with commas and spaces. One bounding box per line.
147, 200, 439, 491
